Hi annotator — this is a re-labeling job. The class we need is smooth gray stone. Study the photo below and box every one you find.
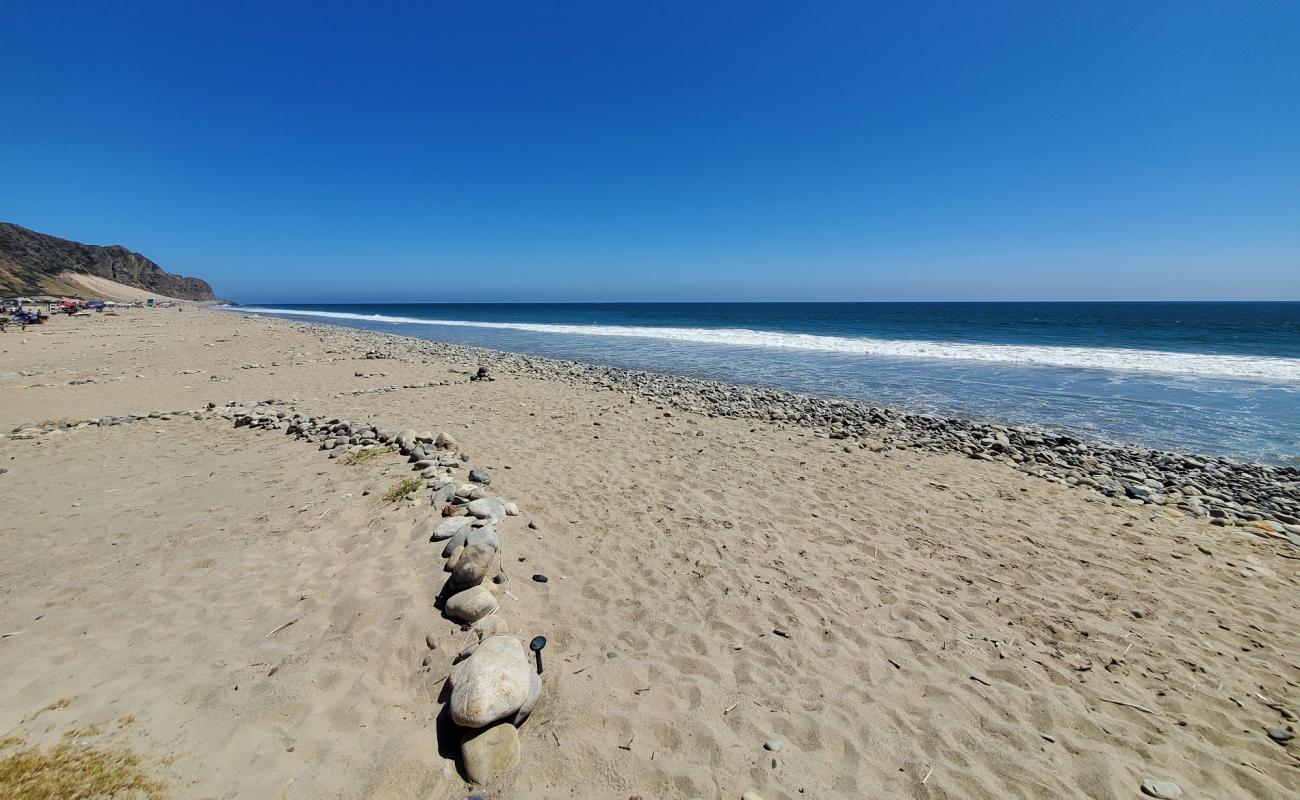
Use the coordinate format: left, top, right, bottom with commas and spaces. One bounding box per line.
442, 527, 472, 557
1141, 779, 1183, 799
465, 526, 502, 552
432, 482, 458, 505
431, 516, 474, 541
467, 497, 506, 523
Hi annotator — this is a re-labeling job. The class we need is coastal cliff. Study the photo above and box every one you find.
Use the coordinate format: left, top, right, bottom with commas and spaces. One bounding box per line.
0, 221, 215, 300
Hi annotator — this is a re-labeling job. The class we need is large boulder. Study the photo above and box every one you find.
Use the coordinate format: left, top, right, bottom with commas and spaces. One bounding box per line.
450, 635, 532, 727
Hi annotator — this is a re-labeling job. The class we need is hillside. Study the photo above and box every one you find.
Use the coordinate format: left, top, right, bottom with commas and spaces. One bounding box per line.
0, 222, 215, 300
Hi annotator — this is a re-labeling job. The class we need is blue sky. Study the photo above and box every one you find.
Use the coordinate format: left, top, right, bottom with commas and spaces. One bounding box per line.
2, 1, 1297, 302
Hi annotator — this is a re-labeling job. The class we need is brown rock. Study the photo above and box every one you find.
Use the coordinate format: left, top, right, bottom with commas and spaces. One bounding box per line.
460, 722, 519, 784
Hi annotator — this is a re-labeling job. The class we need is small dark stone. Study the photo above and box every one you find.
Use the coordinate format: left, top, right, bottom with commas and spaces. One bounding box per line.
1267, 727, 1295, 743
532, 574, 549, 583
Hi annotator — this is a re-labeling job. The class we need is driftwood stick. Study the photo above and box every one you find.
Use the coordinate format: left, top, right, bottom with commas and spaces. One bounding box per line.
1101, 697, 1157, 715
266, 618, 300, 638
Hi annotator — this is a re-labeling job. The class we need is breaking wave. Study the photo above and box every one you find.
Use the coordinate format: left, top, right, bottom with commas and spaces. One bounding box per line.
229, 307, 1300, 382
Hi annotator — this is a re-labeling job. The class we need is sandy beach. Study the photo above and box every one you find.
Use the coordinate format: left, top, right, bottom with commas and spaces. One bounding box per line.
2, 306, 1297, 799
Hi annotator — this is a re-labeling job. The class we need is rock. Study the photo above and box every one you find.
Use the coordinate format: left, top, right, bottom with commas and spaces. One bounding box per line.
532, 574, 548, 583
445, 585, 499, 623
465, 526, 502, 552
442, 527, 473, 557
763, 736, 783, 752
432, 482, 458, 506
514, 669, 542, 725
470, 615, 510, 638
450, 635, 532, 727
431, 516, 474, 541
504, 502, 520, 516
1267, 727, 1294, 743
452, 543, 497, 589
460, 722, 519, 784
435, 431, 456, 450
468, 467, 491, 485
742, 791, 766, 800
1140, 779, 1183, 799
467, 497, 507, 523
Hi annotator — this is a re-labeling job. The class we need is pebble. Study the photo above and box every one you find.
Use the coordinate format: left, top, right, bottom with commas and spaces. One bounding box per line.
1267, 727, 1294, 743
763, 736, 783, 752
468, 467, 491, 485
1140, 779, 1183, 799
460, 723, 520, 784
532, 574, 549, 583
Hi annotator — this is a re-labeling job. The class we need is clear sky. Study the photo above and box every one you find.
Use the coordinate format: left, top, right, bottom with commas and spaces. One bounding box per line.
2, 1, 1297, 302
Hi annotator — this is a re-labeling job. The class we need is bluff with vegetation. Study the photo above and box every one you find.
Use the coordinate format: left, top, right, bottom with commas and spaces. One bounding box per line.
0, 222, 215, 300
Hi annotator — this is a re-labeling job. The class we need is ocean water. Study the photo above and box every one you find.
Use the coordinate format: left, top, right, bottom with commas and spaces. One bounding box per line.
229, 302, 1300, 464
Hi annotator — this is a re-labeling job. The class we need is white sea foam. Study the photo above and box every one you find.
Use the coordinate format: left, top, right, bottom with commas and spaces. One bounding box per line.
229, 307, 1300, 382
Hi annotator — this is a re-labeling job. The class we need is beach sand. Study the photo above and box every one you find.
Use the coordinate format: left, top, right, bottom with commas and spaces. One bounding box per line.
1, 307, 1296, 799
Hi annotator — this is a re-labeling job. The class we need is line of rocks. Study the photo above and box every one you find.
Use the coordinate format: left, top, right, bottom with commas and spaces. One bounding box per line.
256, 319, 1300, 545
336, 379, 449, 397
6, 399, 545, 786
222, 403, 542, 787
